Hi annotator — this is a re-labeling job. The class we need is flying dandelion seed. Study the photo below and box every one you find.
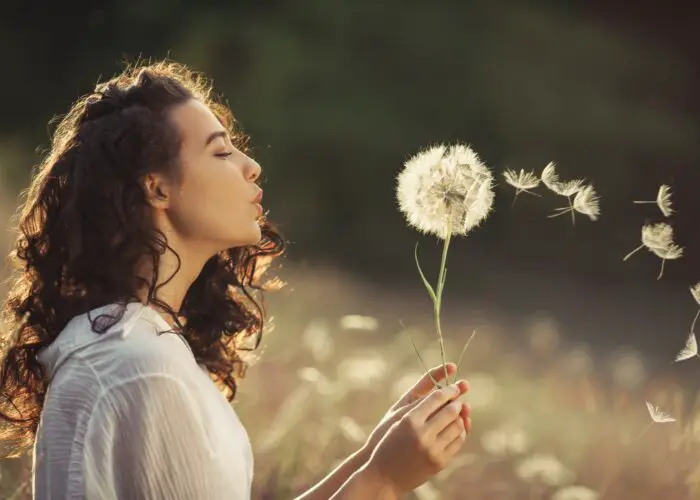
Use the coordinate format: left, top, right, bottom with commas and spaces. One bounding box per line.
541, 162, 585, 225
503, 168, 541, 207
674, 331, 698, 362
396, 143, 495, 386
622, 222, 684, 280
678, 283, 700, 362
633, 184, 674, 217
645, 401, 676, 423
549, 185, 600, 223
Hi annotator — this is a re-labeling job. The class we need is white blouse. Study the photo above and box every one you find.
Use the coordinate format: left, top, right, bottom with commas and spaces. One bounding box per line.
32, 302, 254, 500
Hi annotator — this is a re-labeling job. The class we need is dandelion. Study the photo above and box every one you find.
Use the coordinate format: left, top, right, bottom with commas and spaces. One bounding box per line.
541, 162, 585, 225
396, 143, 495, 386
551, 485, 600, 500
548, 184, 601, 223
633, 184, 674, 217
515, 453, 574, 487
503, 168, 541, 207
622, 222, 684, 280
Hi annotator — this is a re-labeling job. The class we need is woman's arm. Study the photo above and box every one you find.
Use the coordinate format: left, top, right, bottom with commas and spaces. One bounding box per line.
294, 446, 370, 500
295, 451, 401, 500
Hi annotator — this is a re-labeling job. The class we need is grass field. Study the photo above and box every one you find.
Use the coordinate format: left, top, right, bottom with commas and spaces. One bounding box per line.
1, 264, 699, 499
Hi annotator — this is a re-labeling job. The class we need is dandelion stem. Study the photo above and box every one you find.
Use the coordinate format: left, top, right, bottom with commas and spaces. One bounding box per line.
435, 219, 453, 385
600, 422, 654, 499
568, 195, 575, 226
622, 245, 644, 261
658, 259, 666, 280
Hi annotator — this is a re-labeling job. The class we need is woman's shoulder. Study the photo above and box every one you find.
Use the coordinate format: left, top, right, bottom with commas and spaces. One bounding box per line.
40, 302, 197, 389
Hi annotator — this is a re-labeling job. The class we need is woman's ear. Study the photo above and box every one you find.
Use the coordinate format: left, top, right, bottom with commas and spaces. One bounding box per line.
143, 173, 171, 209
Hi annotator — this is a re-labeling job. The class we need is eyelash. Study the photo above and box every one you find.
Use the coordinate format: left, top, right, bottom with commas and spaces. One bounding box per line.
215, 152, 233, 158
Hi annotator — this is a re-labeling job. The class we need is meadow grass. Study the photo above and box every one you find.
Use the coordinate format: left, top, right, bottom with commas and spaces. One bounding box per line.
0, 267, 698, 499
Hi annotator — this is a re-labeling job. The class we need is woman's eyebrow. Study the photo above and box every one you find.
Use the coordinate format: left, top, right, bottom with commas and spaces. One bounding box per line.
204, 130, 228, 146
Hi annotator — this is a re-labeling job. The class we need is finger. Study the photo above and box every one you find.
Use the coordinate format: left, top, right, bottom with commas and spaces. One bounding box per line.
441, 426, 468, 460
435, 418, 464, 448
424, 380, 469, 421
460, 403, 471, 433
407, 363, 457, 398
424, 400, 463, 436
409, 384, 461, 424
392, 396, 422, 419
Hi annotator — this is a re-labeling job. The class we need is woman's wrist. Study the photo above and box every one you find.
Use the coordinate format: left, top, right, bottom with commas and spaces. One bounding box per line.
356, 459, 403, 500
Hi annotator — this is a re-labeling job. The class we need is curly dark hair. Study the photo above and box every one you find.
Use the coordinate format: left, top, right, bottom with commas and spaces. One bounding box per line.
0, 60, 285, 456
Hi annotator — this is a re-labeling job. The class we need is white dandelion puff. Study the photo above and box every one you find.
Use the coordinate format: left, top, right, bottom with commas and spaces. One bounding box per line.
551, 485, 600, 500
541, 162, 586, 225
503, 168, 541, 207
633, 184, 674, 217
549, 184, 600, 222
623, 222, 684, 279
396, 143, 495, 240
645, 401, 676, 423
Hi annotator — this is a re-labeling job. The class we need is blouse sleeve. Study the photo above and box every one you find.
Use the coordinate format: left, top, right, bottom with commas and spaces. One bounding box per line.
82, 373, 238, 500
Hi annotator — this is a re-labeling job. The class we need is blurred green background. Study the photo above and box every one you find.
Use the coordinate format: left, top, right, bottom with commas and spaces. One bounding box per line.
1, 1, 700, 498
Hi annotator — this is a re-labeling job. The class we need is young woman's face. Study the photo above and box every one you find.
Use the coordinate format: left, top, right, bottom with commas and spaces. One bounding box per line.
157, 99, 263, 253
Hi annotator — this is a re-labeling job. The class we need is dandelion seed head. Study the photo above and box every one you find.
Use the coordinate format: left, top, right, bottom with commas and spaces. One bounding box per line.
657, 184, 674, 217
572, 185, 600, 221
397, 143, 495, 239
541, 162, 584, 197
641, 222, 676, 250
650, 243, 684, 261
645, 400, 676, 423
504, 168, 540, 191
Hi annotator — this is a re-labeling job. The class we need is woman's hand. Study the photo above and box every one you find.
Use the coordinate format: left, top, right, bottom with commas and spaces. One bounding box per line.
365, 383, 470, 495
363, 363, 470, 458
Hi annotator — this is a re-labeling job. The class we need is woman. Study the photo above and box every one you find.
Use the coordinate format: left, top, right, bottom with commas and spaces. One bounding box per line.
0, 60, 471, 499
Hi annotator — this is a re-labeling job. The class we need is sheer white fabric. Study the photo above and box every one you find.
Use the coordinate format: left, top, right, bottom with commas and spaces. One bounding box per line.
32, 302, 253, 500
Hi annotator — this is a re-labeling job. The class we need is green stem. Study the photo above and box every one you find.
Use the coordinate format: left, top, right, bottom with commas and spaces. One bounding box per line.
435, 219, 453, 385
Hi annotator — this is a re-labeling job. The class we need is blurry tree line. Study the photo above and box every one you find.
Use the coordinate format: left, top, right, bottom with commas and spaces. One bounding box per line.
0, 0, 699, 309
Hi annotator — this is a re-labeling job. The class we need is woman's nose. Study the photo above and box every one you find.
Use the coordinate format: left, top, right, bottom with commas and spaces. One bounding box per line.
246, 160, 261, 182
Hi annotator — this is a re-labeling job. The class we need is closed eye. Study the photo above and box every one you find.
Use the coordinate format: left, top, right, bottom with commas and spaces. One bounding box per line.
215, 152, 233, 158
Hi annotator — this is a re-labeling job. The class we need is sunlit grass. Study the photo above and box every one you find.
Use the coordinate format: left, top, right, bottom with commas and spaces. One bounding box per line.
1, 267, 699, 499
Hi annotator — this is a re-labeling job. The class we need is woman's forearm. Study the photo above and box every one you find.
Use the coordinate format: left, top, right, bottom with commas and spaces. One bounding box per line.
328, 461, 401, 500
294, 446, 375, 500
